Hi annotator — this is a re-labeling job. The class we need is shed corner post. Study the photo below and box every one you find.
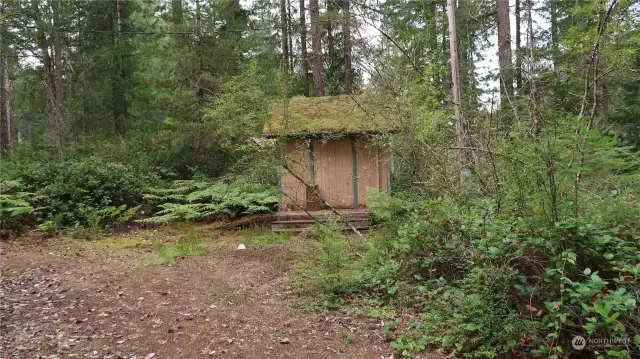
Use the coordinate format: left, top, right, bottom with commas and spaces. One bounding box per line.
308, 137, 315, 185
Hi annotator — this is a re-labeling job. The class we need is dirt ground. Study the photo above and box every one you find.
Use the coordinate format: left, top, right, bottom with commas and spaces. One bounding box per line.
0, 228, 401, 359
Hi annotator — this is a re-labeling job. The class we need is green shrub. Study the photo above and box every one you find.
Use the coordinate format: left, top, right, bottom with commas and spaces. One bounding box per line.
139, 180, 278, 223
357, 198, 640, 358
1, 156, 157, 231
0, 188, 36, 231
296, 223, 360, 299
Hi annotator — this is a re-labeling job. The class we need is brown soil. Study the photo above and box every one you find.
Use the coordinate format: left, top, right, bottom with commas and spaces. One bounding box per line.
0, 229, 399, 359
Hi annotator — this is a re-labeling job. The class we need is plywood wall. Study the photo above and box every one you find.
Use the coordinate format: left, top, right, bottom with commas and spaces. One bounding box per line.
312, 138, 354, 209
355, 138, 389, 207
280, 139, 310, 210
281, 136, 389, 210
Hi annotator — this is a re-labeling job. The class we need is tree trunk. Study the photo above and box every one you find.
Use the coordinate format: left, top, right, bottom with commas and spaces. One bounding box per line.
447, 0, 465, 168
113, 0, 127, 135
52, 0, 65, 160
528, 0, 540, 137
287, 0, 294, 72
325, 0, 335, 92
427, 2, 439, 90
599, 82, 609, 125
309, 0, 324, 96
515, 0, 522, 90
172, 0, 183, 24
549, 0, 558, 68
225, 0, 240, 35
496, 0, 514, 106
0, 4, 9, 153
343, 0, 353, 94
195, 0, 204, 102
299, 0, 310, 96
440, 2, 447, 103
0, 53, 9, 152
171, 0, 187, 44
280, 0, 290, 73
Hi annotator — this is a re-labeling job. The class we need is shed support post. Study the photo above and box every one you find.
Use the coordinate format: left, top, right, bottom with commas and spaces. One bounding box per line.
308, 138, 315, 185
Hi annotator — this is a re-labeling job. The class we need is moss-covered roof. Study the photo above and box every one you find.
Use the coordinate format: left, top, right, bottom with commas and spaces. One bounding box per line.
264, 95, 396, 136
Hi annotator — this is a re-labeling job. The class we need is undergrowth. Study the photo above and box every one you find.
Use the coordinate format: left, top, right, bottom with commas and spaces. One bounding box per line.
139, 180, 279, 223
146, 228, 205, 265
239, 226, 292, 247
0, 157, 277, 236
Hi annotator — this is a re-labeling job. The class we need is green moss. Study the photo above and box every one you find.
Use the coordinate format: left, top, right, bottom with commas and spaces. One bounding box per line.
264, 95, 397, 136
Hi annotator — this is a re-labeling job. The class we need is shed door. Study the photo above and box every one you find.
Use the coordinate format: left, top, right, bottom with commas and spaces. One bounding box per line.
312, 138, 354, 209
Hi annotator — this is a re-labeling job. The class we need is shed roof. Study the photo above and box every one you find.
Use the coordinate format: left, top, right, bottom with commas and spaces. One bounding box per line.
264, 95, 396, 136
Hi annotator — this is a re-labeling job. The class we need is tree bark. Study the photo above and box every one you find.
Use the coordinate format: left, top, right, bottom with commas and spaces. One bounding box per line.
225, 0, 240, 35
171, 0, 183, 24
528, 0, 540, 137
195, 0, 204, 102
113, 0, 127, 135
549, 0, 558, 68
325, 0, 336, 92
447, 0, 465, 175
309, 0, 325, 96
496, 0, 514, 106
427, 2, 440, 90
51, 0, 65, 160
287, 0, 294, 72
0, 52, 9, 152
0, 3, 9, 153
280, 0, 290, 73
515, 0, 522, 89
171, 0, 187, 44
343, 0, 353, 93
299, 0, 310, 96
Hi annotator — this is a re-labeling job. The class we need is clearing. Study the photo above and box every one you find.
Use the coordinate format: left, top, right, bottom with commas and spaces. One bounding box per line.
0, 227, 400, 359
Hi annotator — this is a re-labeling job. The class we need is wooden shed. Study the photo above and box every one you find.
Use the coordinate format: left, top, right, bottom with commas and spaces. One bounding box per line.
264, 95, 394, 211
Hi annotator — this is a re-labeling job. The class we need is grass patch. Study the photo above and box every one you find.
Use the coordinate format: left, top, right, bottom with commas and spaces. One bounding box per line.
239, 226, 292, 247
146, 228, 204, 265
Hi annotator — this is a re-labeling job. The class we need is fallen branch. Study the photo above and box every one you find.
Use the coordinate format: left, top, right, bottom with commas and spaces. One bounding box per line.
204, 214, 276, 231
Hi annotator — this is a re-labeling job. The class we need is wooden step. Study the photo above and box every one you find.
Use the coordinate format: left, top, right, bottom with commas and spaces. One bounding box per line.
274, 212, 370, 222
271, 220, 370, 230
270, 210, 371, 232
271, 222, 371, 233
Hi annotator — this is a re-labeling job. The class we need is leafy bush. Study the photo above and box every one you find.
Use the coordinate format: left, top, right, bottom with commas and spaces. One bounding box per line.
0, 190, 36, 231
296, 223, 360, 299
0, 156, 158, 232
357, 198, 640, 358
139, 180, 279, 223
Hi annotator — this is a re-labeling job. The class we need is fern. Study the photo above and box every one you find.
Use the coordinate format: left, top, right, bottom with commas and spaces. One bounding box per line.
0, 194, 35, 217
139, 180, 278, 223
